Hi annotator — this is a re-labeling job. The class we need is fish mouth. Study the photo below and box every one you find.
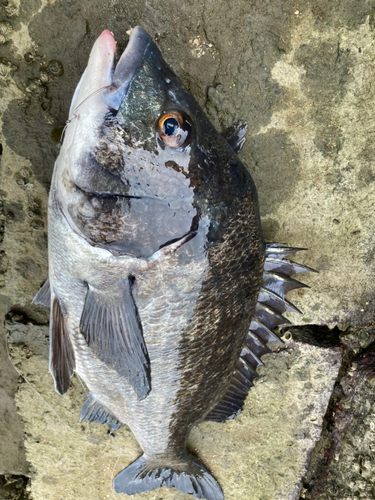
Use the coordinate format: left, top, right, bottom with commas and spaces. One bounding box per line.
74, 183, 185, 207
102, 27, 152, 111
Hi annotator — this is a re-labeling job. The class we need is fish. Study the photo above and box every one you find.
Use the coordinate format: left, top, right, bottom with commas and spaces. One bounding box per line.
33, 27, 314, 500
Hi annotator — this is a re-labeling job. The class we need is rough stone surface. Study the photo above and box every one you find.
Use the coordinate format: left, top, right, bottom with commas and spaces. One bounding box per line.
1, 0, 375, 499
7, 324, 341, 500
301, 345, 375, 500
0, 294, 28, 477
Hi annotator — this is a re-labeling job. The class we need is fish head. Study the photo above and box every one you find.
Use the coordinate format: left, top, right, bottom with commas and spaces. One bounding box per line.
58, 28, 253, 258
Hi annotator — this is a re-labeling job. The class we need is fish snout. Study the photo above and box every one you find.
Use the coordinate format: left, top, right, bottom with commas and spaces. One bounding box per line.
102, 26, 152, 111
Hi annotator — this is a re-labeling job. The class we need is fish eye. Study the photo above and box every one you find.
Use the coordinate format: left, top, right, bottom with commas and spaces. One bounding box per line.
157, 111, 192, 149
163, 118, 179, 136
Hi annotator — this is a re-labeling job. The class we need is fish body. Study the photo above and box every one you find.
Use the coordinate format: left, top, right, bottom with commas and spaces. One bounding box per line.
34, 27, 312, 500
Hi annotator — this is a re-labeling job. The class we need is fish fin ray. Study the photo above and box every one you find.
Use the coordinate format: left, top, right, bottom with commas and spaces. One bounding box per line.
254, 302, 291, 329
250, 317, 283, 344
50, 297, 75, 395
221, 120, 248, 153
261, 244, 315, 302
261, 272, 309, 299
263, 258, 317, 275
80, 280, 151, 400
205, 349, 260, 423
207, 243, 314, 422
114, 453, 224, 500
79, 393, 122, 431
258, 287, 302, 314
265, 243, 308, 258
32, 279, 51, 308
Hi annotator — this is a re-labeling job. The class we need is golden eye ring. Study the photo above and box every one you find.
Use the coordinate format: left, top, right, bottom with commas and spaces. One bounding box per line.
157, 111, 192, 149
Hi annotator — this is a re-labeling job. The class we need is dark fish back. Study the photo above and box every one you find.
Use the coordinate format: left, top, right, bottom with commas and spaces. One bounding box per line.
169, 176, 264, 448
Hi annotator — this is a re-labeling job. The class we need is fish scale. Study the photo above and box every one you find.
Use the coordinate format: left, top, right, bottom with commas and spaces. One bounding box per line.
32, 27, 314, 500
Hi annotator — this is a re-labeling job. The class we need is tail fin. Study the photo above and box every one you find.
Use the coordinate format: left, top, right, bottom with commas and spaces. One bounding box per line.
113, 453, 224, 500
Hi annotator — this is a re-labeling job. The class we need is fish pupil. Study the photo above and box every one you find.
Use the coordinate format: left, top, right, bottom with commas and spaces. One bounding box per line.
163, 118, 179, 136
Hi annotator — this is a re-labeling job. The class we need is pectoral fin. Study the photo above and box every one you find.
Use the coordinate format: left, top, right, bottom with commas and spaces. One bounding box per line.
80, 279, 151, 400
221, 120, 248, 153
50, 297, 76, 395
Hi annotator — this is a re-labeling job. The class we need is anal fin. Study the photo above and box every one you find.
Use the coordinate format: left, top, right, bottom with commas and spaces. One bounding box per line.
80, 394, 122, 432
80, 278, 151, 400
50, 297, 75, 395
206, 243, 316, 423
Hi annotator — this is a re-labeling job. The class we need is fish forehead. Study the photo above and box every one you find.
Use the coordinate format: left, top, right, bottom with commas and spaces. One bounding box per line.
114, 44, 200, 146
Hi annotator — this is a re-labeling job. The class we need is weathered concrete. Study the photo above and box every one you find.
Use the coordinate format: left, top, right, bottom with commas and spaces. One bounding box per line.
301, 345, 375, 500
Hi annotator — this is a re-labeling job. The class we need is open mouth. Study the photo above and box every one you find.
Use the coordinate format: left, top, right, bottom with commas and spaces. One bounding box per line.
102, 27, 152, 111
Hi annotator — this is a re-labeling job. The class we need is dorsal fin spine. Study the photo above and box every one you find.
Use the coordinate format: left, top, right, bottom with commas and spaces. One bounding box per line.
205, 243, 316, 423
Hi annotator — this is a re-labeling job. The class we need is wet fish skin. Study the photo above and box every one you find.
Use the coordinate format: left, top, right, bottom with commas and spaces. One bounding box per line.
40, 27, 280, 500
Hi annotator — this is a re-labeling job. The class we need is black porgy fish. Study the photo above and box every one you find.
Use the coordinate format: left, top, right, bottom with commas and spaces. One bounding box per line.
33, 27, 313, 500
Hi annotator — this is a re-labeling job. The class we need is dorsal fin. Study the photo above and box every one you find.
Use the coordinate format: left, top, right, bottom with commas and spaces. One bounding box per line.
257, 287, 301, 314
206, 244, 315, 422
265, 243, 307, 258
261, 272, 309, 300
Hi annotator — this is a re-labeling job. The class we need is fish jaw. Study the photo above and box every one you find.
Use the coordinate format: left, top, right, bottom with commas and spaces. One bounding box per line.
63, 30, 117, 192
63, 27, 158, 194
102, 26, 152, 110
70, 27, 152, 115
69, 29, 116, 117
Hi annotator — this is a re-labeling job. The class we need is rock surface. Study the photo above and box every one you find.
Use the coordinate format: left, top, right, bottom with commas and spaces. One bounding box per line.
0, 0, 375, 499
302, 344, 375, 500
7, 324, 341, 500
0, 294, 28, 478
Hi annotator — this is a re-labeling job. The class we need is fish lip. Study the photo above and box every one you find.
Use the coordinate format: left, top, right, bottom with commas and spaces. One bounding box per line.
102, 27, 152, 110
